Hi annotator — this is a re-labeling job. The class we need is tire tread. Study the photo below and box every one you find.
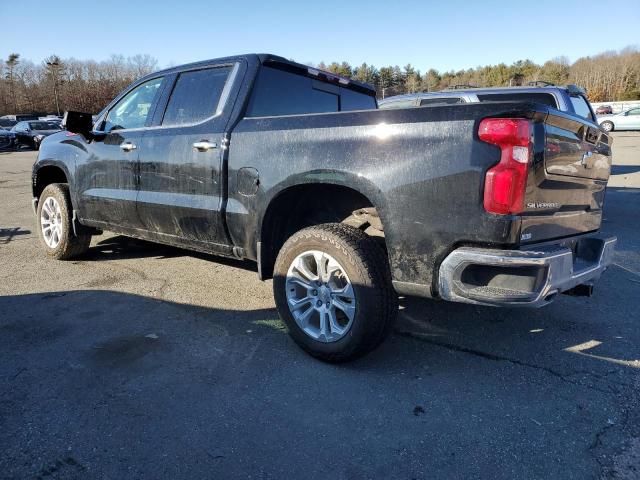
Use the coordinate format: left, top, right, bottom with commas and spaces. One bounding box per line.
38, 183, 91, 260
274, 223, 397, 362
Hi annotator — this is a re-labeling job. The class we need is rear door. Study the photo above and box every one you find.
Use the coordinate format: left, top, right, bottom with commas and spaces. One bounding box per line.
618, 108, 640, 129
136, 62, 240, 249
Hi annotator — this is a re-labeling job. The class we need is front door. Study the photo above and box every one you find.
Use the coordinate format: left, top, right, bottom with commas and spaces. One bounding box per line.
137, 64, 237, 249
76, 76, 165, 230
620, 108, 640, 129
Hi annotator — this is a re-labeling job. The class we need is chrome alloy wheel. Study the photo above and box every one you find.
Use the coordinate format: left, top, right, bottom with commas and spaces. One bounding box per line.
40, 196, 63, 248
285, 250, 356, 342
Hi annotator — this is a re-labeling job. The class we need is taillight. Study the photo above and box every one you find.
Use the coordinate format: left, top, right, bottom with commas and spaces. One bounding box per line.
479, 118, 532, 215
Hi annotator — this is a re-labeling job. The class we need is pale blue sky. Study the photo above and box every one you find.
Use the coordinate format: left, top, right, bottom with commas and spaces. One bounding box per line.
2, 0, 639, 72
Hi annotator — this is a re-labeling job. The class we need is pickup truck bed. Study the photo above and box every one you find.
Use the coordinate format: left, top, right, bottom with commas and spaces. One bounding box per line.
32, 53, 616, 361
229, 101, 614, 301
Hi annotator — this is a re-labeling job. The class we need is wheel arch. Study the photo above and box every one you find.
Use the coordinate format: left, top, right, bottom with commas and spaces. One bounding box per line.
257, 177, 391, 280
32, 161, 72, 202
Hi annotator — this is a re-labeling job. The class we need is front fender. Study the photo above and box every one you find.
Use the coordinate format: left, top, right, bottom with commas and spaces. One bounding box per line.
33, 132, 90, 208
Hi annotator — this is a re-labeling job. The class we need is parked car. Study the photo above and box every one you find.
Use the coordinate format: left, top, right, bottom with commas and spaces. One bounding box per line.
31, 53, 616, 362
0, 118, 17, 129
595, 105, 613, 115
11, 121, 62, 150
0, 127, 15, 150
598, 107, 640, 132
379, 85, 596, 121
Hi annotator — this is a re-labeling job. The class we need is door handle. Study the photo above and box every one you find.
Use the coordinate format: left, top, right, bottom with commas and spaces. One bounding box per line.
192, 140, 218, 152
120, 142, 137, 152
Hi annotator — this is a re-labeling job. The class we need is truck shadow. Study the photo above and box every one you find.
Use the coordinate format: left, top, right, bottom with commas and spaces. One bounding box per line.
372, 259, 639, 380
2, 282, 636, 480
611, 165, 640, 175
1, 260, 636, 379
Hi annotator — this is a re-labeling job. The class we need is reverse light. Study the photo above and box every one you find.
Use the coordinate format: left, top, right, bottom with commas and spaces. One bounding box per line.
479, 118, 532, 215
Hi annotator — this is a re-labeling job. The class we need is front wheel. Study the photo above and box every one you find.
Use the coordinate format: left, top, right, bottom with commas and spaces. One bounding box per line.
601, 121, 614, 132
273, 223, 398, 362
37, 183, 91, 259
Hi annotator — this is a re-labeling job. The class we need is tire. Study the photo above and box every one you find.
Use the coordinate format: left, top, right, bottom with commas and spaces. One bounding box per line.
601, 121, 614, 132
37, 183, 91, 260
273, 223, 398, 362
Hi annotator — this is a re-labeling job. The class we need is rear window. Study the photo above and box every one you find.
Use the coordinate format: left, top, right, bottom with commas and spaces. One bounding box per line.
379, 99, 415, 109
477, 92, 558, 108
569, 95, 595, 121
246, 66, 376, 117
419, 97, 464, 106
340, 88, 377, 111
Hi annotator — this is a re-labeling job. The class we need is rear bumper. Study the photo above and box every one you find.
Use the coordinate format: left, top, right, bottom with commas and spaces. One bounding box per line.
438, 234, 617, 307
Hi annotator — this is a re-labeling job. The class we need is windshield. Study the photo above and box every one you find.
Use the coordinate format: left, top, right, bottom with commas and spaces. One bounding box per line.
28, 121, 59, 130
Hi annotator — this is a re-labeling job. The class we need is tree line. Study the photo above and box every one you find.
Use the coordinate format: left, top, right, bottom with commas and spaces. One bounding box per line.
318, 46, 640, 102
0, 54, 158, 116
1, 47, 639, 116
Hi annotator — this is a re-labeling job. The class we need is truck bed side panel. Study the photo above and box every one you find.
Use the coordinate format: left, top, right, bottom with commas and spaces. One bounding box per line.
227, 104, 530, 295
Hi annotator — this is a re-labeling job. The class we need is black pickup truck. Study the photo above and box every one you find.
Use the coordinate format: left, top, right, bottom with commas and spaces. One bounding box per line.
32, 53, 616, 361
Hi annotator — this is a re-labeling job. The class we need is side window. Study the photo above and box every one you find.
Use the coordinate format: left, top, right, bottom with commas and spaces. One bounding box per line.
627, 108, 640, 116
103, 77, 164, 132
162, 67, 231, 126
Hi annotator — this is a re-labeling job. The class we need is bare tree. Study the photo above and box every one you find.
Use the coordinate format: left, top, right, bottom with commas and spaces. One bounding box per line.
44, 55, 63, 116
5, 53, 20, 112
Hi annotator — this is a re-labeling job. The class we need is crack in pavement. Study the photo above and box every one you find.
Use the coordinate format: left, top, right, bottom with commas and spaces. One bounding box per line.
395, 329, 627, 395
397, 327, 640, 476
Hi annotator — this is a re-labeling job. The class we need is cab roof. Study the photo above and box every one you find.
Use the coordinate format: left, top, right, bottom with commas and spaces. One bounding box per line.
151, 53, 377, 96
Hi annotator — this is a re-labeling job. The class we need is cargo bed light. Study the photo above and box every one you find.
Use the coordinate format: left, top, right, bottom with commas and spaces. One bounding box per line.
479, 118, 532, 215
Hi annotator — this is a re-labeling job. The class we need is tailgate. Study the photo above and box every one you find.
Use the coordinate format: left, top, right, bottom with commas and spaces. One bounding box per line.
519, 111, 612, 244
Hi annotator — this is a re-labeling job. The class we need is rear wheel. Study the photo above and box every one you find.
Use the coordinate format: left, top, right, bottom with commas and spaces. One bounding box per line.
601, 121, 614, 132
37, 183, 91, 259
273, 223, 398, 362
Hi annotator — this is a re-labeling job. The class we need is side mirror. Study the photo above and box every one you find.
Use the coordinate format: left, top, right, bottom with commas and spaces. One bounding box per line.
62, 111, 93, 136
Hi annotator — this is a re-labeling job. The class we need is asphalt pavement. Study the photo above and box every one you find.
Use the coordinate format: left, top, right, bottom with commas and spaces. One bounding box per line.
0, 132, 639, 479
